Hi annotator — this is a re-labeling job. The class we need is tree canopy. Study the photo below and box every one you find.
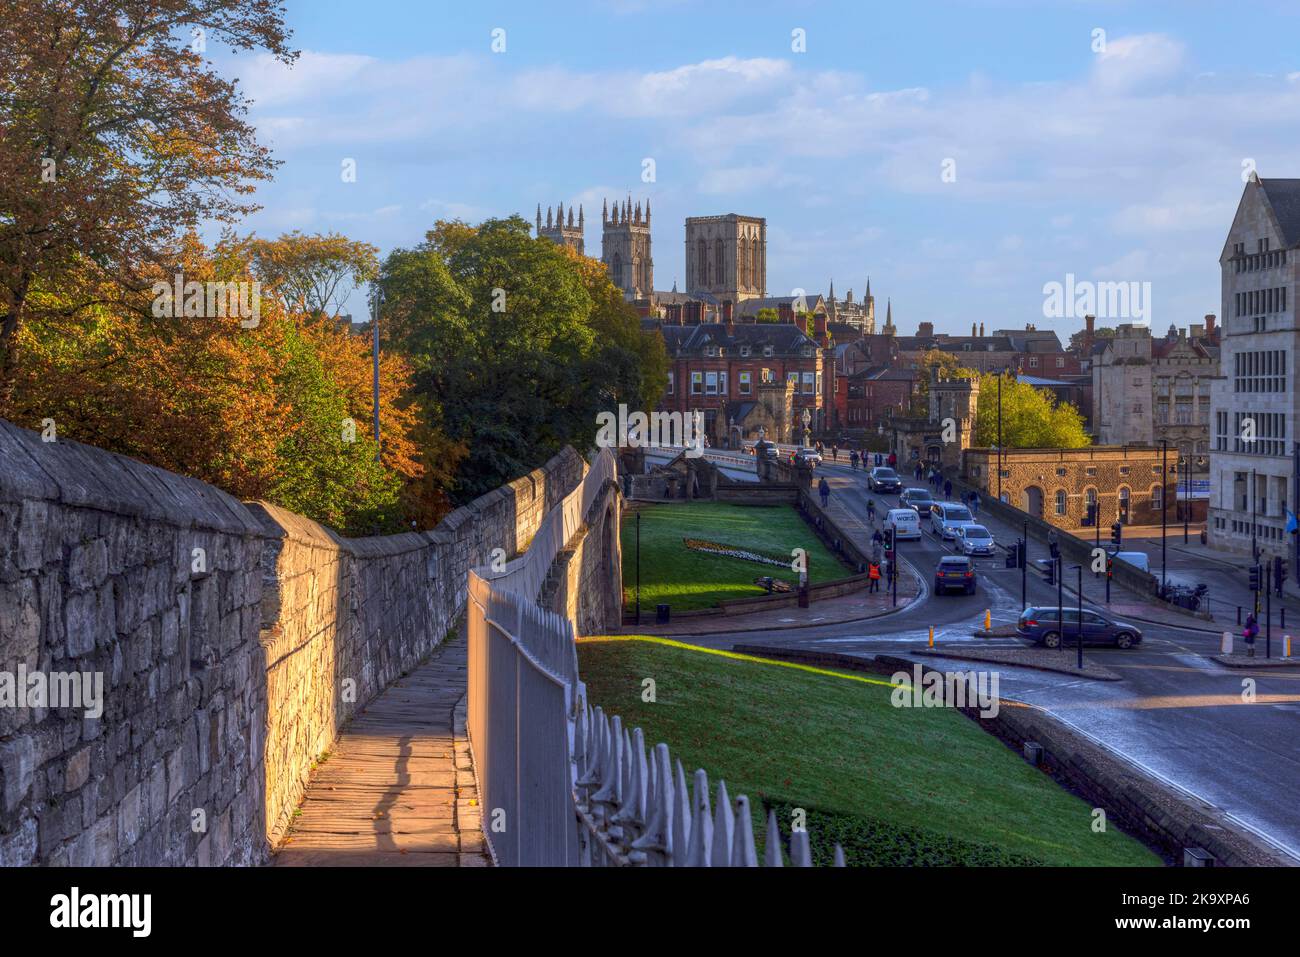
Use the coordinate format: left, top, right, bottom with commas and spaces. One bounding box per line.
380, 216, 668, 503
973, 372, 1091, 449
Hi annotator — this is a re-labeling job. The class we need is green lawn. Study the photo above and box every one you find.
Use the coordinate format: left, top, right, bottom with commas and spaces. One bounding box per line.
622, 501, 854, 612
577, 637, 1161, 867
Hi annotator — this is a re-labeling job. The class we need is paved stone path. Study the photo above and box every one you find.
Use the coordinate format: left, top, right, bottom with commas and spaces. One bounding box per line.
273, 636, 490, 867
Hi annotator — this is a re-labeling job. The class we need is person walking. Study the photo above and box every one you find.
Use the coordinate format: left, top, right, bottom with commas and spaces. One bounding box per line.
872, 529, 884, 550
887, 451, 897, 469
831, 444, 838, 462
970, 490, 981, 516
866, 499, 876, 522
943, 478, 953, 500
850, 449, 859, 470
868, 561, 881, 592
1048, 529, 1060, 560
1243, 612, 1260, 658
818, 476, 830, 508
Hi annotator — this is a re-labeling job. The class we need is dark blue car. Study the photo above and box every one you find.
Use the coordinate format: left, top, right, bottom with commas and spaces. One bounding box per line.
1017, 607, 1143, 649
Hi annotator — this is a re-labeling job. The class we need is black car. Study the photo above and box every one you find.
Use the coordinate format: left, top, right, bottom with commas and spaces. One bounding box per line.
898, 487, 935, 514
1016, 606, 1144, 649
934, 555, 976, 595
868, 466, 901, 493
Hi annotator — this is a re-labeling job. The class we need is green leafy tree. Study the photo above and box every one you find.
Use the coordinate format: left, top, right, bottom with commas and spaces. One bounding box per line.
974, 372, 1090, 448
754, 307, 780, 324
380, 216, 666, 503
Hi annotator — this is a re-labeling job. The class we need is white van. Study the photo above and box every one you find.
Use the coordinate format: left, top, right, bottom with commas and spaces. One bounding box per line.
886, 508, 922, 540
1110, 550, 1150, 573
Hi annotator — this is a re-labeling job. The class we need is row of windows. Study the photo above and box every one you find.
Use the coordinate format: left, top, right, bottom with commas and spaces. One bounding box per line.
674, 369, 822, 397
695, 236, 762, 289
1023, 356, 1067, 369
703, 344, 814, 359
1233, 286, 1288, 317
1231, 239, 1287, 273
1214, 410, 1287, 455
1233, 349, 1288, 393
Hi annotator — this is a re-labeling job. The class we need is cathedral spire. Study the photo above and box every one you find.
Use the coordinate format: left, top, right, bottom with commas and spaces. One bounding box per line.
567, 205, 574, 228
645, 198, 651, 225
578, 204, 584, 227
602, 197, 608, 224
536, 204, 542, 232
546, 206, 553, 229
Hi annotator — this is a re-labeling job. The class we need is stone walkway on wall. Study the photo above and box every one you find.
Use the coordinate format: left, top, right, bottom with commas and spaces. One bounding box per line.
273, 637, 490, 867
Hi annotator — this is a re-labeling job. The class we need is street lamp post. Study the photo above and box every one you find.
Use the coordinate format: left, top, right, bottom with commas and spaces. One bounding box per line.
1072, 563, 1084, 670
635, 511, 641, 626
1160, 440, 1168, 595
1252, 468, 1260, 617
997, 376, 1003, 502
370, 286, 385, 462
1056, 556, 1063, 654
1021, 519, 1028, 610
1182, 456, 1190, 544
801, 407, 812, 448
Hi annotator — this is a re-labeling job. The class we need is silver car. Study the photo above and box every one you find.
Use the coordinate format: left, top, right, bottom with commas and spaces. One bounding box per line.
954, 524, 995, 556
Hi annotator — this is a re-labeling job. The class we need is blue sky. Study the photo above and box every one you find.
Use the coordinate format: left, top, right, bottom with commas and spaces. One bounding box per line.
211, 0, 1300, 335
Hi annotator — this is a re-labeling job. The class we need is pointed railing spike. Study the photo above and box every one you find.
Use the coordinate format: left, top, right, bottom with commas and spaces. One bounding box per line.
790, 827, 812, 867
671, 759, 691, 867
687, 769, 713, 866
710, 779, 734, 866
732, 796, 758, 867
833, 844, 846, 867
763, 810, 784, 867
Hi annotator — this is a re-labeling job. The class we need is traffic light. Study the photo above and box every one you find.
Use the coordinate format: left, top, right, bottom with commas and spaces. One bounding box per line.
1106, 557, 1113, 579
1110, 522, 1122, 546
1249, 565, 1261, 592
1044, 559, 1055, 586
883, 527, 894, 549
1084, 502, 1096, 527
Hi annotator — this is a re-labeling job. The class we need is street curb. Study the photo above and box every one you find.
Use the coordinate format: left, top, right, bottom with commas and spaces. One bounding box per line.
914, 647, 1121, 681
1210, 654, 1300, 669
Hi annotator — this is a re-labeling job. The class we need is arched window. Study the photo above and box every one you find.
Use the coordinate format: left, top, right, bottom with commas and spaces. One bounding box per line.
714, 238, 724, 288
611, 252, 623, 289
739, 237, 749, 288
697, 239, 707, 285
1150, 484, 1163, 512
751, 240, 760, 290
1117, 485, 1131, 524
1084, 486, 1098, 524
1054, 489, 1067, 516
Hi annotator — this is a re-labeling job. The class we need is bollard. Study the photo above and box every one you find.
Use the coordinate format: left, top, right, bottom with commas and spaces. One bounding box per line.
984, 609, 991, 630
928, 625, 934, 648
1023, 741, 1044, 766
1287, 635, 1292, 658
1283, 608, 1287, 629
1221, 631, 1232, 655
1237, 606, 1242, 626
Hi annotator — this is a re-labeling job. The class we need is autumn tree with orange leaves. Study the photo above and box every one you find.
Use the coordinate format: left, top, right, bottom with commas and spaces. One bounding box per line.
0, 0, 296, 403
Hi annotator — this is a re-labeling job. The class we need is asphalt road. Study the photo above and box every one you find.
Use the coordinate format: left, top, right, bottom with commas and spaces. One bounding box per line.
681, 460, 1300, 862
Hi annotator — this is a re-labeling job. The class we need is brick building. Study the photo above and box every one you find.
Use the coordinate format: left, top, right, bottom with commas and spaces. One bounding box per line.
656, 316, 826, 444
960, 446, 1180, 529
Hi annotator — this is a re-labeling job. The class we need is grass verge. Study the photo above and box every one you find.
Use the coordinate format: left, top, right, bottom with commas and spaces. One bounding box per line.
576, 636, 1160, 866
621, 501, 853, 612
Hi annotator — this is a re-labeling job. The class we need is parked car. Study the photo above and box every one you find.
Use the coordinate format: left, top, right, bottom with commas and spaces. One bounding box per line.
868, 466, 901, 493
898, 487, 935, 514
929, 502, 976, 539
795, 447, 823, 467
885, 508, 922, 541
954, 524, 995, 556
934, 555, 977, 595
1016, 606, 1144, 649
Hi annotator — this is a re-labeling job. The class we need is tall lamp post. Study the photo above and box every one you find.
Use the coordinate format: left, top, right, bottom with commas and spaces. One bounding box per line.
370, 286, 385, 462
1181, 455, 1190, 544
1252, 468, 1261, 618
1071, 563, 1084, 670
1160, 440, 1168, 595
996, 375, 1003, 502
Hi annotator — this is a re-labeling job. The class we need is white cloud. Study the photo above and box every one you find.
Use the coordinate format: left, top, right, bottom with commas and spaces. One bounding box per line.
1090, 34, 1187, 94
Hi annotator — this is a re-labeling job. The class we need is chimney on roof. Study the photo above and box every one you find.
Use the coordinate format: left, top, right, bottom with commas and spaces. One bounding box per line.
1204, 313, 1217, 340
723, 299, 735, 335
794, 308, 808, 334
972, 322, 977, 337
979, 321, 984, 337
918, 321, 934, 338
815, 313, 828, 347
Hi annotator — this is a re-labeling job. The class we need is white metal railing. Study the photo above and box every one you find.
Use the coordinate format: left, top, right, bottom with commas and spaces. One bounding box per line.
476, 447, 617, 602
464, 447, 843, 866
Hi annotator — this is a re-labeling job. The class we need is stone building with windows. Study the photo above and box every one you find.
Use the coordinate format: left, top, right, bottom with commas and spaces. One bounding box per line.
684, 214, 767, 304
1209, 174, 1300, 556
961, 446, 1176, 530
1091, 322, 1220, 471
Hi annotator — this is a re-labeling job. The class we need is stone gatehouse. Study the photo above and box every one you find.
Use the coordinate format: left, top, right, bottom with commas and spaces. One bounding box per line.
961, 446, 1178, 529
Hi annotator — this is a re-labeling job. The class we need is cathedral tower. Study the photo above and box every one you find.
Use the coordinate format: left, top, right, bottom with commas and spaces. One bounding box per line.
684, 214, 766, 303
536, 202, 585, 256
601, 196, 653, 299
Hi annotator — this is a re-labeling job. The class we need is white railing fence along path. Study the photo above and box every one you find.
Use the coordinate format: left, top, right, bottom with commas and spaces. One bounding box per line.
465, 447, 844, 866
477, 447, 618, 602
